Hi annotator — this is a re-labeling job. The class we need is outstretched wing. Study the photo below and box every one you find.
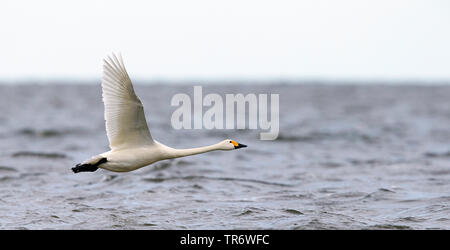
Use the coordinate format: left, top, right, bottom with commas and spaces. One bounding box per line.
101, 53, 154, 150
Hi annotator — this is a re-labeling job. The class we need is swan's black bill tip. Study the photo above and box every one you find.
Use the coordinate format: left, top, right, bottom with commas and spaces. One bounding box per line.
235, 143, 247, 149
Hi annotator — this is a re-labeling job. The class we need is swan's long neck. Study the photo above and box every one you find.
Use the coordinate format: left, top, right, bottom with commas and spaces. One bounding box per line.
165, 143, 220, 159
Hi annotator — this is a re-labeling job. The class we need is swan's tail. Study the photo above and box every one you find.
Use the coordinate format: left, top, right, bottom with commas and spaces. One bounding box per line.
72, 157, 107, 173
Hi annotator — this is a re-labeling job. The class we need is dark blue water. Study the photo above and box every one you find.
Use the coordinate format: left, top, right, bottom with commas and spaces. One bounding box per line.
0, 84, 448, 229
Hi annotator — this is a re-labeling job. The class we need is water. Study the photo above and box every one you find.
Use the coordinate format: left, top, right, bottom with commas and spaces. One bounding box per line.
0, 84, 449, 229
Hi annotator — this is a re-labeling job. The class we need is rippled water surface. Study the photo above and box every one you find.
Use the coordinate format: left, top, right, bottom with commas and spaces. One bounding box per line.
0, 84, 449, 229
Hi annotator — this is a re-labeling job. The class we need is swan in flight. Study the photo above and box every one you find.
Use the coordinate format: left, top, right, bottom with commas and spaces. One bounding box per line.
72, 53, 247, 173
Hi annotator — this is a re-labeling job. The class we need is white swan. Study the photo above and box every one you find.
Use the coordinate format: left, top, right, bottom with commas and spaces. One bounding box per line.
72, 53, 247, 173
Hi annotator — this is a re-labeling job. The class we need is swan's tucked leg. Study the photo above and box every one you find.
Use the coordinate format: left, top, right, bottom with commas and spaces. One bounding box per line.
72, 157, 107, 173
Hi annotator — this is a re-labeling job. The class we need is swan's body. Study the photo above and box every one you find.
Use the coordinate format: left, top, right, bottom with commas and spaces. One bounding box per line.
72, 54, 246, 173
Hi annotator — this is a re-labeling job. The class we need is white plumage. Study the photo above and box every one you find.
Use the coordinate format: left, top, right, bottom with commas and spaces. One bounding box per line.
72, 53, 246, 173
101, 54, 153, 150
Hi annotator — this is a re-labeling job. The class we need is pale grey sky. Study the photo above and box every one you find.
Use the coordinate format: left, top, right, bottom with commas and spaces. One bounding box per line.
1, 0, 449, 82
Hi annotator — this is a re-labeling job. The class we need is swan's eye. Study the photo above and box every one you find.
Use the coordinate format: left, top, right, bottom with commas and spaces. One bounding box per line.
229, 141, 232, 143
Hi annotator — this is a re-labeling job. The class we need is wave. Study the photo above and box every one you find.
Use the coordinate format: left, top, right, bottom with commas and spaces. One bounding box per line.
0, 166, 17, 172
143, 175, 293, 187
12, 151, 67, 159
424, 151, 450, 158
276, 131, 377, 143
17, 128, 88, 137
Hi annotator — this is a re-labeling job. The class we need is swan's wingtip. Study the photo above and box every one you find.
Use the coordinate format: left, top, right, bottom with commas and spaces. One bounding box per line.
107, 51, 122, 58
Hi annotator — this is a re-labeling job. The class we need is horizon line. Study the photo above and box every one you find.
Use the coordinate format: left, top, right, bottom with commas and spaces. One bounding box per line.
1, 77, 450, 85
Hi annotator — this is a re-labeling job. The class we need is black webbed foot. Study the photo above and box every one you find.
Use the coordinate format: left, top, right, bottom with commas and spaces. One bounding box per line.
72, 163, 99, 173
72, 158, 107, 173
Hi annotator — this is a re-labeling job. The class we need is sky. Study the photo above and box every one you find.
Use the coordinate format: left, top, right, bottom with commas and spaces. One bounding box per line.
1, 0, 450, 83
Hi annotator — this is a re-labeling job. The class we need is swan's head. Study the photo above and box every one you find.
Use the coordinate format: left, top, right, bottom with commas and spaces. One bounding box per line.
219, 139, 247, 150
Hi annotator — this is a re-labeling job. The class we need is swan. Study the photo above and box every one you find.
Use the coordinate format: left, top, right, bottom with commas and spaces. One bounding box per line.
72, 53, 247, 173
